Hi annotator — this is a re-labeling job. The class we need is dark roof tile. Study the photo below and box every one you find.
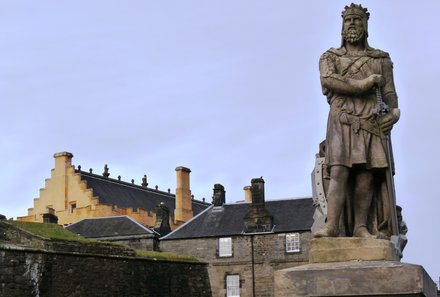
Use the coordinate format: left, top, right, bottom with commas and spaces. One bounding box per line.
66, 216, 158, 238
162, 198, 314, 240
78, 171, 209, 217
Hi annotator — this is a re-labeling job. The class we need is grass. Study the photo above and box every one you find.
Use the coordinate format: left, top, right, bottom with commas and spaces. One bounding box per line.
8, 221, 90, 242
135, 250, 200, 263
6, 221, 200, 262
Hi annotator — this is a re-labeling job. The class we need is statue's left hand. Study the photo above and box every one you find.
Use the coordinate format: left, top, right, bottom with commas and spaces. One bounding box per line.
378, 108, 400, 135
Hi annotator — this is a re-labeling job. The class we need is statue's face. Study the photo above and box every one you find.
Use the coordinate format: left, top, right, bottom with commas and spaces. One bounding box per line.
342, 14, 365, 44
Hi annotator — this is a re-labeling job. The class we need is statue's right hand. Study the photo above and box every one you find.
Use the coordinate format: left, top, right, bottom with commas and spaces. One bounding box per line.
368, 74, 385, 88
355, 75, 385, 93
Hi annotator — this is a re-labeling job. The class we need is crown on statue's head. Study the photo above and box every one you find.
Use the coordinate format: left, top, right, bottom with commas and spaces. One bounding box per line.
341, 3, 370, 20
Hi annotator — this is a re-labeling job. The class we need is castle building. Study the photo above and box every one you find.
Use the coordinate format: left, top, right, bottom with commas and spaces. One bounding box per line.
160, 178, 314, 297
18, 152, 210, 229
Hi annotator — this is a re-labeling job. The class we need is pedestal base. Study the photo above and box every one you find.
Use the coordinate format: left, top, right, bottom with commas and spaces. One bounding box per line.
274, 238, 437, 297
274, 261, 437, 297
309, 237, 400, 263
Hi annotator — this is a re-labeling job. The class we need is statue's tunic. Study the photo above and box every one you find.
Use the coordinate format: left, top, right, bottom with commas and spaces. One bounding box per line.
319, 47, 397, 169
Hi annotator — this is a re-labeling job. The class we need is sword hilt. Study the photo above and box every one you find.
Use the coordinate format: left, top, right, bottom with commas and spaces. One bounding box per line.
374, 87, 390, 116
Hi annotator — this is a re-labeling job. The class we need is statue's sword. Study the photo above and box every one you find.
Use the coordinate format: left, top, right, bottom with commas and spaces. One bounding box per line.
374, 87, 399, 238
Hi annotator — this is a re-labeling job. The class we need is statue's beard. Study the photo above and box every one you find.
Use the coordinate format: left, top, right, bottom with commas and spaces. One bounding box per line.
342, 27, 365, 44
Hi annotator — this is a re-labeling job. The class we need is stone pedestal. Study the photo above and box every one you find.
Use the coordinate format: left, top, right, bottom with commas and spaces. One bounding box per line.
274, 238, 437, 297
309, 237, 400, 263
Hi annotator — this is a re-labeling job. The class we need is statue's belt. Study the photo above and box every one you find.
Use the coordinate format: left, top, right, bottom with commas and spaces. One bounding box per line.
336, 108, 381, 137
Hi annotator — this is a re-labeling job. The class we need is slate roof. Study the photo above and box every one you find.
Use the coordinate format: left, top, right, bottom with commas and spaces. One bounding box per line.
66, 215, 158, 238
161, 198, 314, 240
77, 171, 210, 218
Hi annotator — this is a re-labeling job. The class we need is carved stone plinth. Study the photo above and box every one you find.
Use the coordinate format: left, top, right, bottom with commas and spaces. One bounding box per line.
309, 237, 400, 263
274, 238, 437, 297
275, 260, 437, 297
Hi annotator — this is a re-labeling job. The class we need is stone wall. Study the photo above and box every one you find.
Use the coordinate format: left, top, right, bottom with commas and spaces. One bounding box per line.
161, 231, 312, 297
0, 243, 211, 297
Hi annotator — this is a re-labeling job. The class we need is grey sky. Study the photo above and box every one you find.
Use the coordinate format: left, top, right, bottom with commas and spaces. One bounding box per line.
1, 0, 439, 282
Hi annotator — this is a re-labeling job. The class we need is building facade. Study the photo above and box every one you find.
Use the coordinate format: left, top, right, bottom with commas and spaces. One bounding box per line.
18, 152, 210, 229
161, 179, 314, 297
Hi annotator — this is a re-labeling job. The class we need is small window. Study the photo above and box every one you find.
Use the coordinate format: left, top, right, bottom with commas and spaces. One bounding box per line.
218, 237, 232, 257
286, 233, 300, 253
70, 203, 77, 213
226, 275, 240, 297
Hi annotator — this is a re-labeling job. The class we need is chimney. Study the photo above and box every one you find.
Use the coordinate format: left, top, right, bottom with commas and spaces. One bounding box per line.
212, 184, 225, 206
174, 166, 193, 223
54, 152, 73, 174
251, 177, 265, 205
243, 177, 273, 233
243, 186, 252, 203
53, 152, 74, 210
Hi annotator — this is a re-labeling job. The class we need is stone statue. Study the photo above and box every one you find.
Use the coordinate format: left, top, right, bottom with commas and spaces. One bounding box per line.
153, 202, 171, 236
313, 4, 400, 239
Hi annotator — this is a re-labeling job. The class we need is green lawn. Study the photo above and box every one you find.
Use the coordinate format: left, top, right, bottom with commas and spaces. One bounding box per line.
7, 221, 200, 262
8, 221, 90, 242
135, 249, 200, 263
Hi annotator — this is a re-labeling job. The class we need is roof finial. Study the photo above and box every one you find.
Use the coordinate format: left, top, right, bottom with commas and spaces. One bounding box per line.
103, 164, 110, 178
78, 165, 81, 171
142, 175, 148, 187
89, 168, 93, 173
118, 175, 121, 181
131, 179, 135, 184
155, 185, 158, 190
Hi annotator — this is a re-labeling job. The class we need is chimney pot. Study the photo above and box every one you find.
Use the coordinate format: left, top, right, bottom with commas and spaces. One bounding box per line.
243, 186, 252, 203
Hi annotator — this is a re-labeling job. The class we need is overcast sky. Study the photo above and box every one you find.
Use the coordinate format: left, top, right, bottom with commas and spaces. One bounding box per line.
1, 0, 439, 283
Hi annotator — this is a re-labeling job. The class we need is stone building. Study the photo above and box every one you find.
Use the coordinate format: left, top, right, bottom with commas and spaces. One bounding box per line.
161, 178, 314, 297
18, 152, 210, 229
66, 215, 160, 250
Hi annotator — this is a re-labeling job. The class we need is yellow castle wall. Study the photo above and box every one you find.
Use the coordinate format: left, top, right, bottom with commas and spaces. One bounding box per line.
18, 152, 186, 229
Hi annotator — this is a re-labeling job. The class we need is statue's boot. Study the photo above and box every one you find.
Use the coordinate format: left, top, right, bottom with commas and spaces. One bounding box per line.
313, 224, 339, 237
353, 225, 376, 238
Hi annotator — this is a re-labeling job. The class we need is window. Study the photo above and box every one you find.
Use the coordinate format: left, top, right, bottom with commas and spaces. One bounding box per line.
218, 237, 232, 257
70, 203, 77, 214
286, 233, 301, 253
226, 275, 240, 297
